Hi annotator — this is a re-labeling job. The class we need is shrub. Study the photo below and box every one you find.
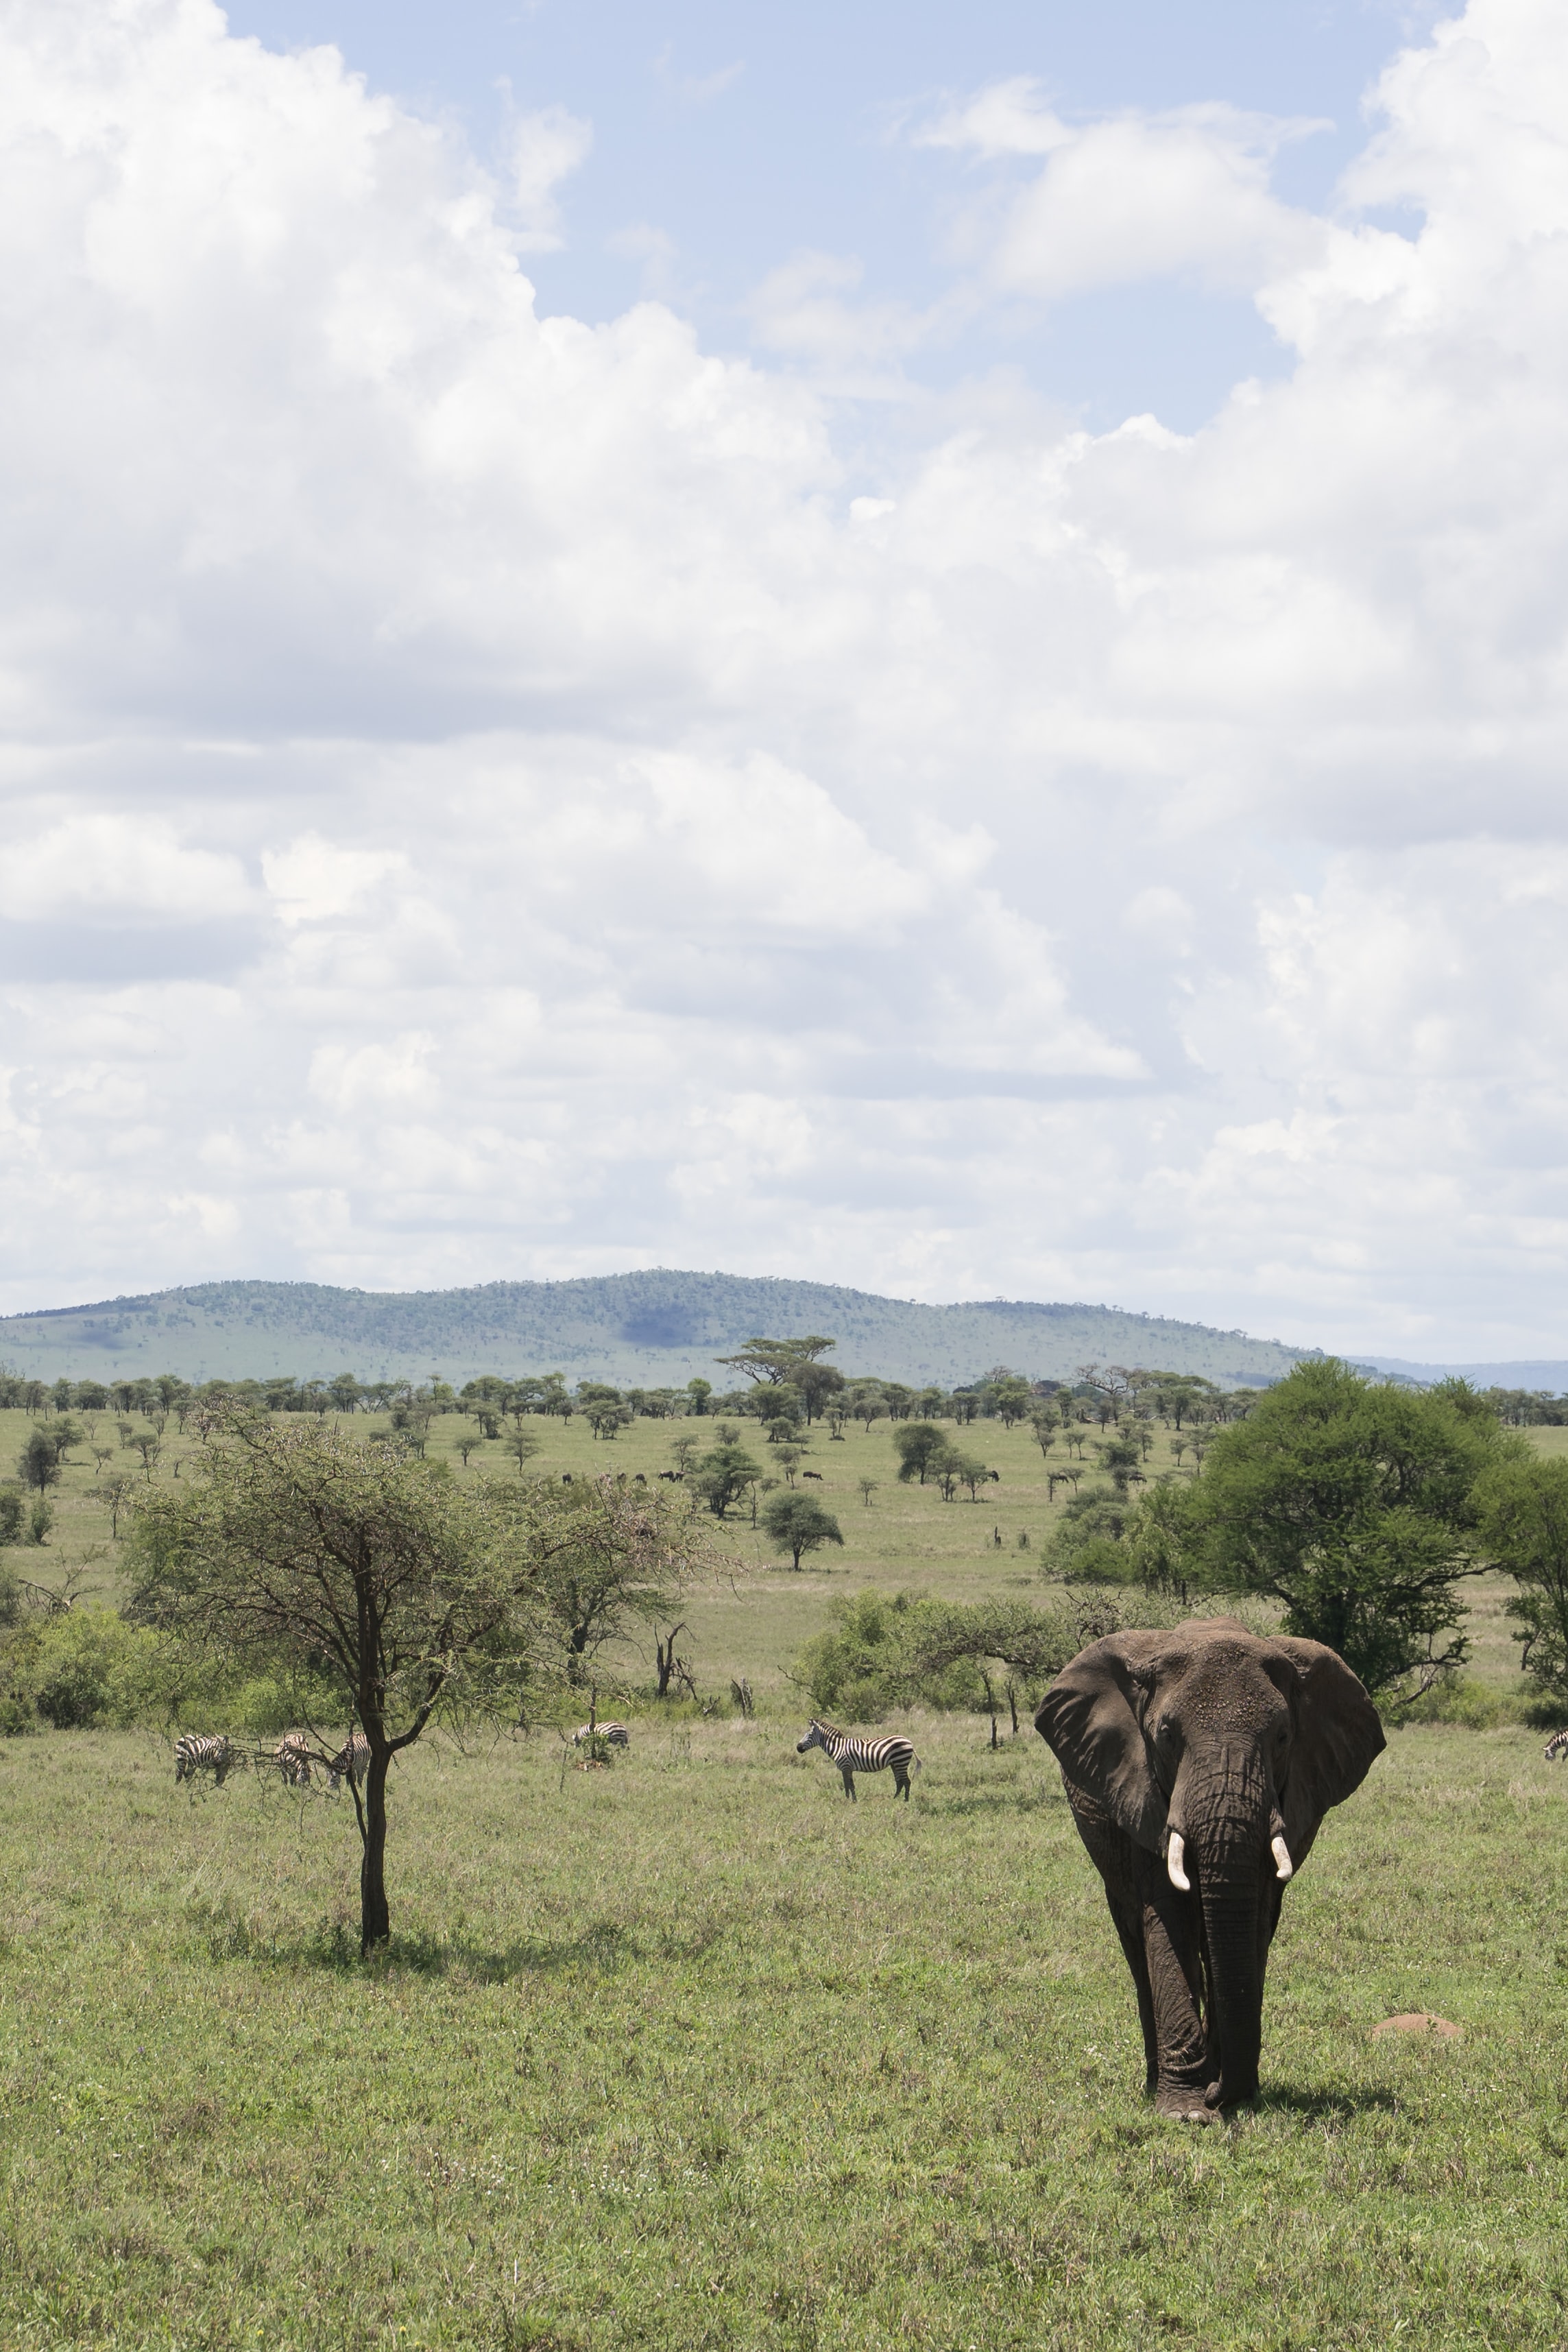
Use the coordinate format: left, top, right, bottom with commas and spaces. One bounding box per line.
228, 1671, 341, 1736
30, 1609, 167, 1729
1393, 1672, 1535, 1729
794, 1588, 1116, 1724
0, 1491, 23, 1545
795, 1589, 919, 1720
0, 1621, 41, 1734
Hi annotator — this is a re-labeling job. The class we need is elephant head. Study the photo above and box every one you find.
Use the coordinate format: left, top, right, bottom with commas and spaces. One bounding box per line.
1036, 1616, 1384, 2108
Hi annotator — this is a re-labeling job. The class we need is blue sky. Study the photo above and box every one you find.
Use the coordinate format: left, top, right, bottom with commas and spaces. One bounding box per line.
226, 0, 1432, 427
3, 0, 1567, 1363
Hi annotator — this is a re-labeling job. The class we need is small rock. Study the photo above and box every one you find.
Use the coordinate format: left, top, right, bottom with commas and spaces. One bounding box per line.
1371, 2011, 1462, 2040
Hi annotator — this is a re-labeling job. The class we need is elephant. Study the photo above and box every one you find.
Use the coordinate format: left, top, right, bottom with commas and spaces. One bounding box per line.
1035, 1616, 1384, 2119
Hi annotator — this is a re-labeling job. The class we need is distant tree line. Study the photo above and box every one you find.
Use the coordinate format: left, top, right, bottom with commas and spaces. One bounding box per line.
11, 1336, 1568, 1723
0, 1344, 1295, 1438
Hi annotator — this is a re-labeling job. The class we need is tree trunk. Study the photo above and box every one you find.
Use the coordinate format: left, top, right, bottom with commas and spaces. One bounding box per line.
361, 1750, 391, 1954
1198, 1884, 1264, 2106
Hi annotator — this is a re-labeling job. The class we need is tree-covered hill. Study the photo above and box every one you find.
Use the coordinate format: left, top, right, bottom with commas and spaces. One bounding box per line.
0, 1271, 1319, 1389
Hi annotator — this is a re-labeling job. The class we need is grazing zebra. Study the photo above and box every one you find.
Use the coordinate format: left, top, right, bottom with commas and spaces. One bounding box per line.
175, 1733, 235, 1786
274, 1733, 313, 1788
795, 1718, 920, 1801
328, 1732, 370, 1791
1545, 1729, 1568, 1763
571, 1720, 631, 1748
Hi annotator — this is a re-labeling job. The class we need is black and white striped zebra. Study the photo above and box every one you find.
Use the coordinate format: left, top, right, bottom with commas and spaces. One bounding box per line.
796, 1718, 920, 1801
328, 1732, 370, 1792
571, 1720, 631, 1749
175, 1733, 235, 1786
1545, 1729, 1568, 1763
274, 1733, 313, 1788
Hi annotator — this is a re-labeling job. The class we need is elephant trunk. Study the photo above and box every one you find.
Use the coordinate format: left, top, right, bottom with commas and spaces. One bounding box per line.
1180, 1750, 1271, 2107
1198, 1882, 1264, 2107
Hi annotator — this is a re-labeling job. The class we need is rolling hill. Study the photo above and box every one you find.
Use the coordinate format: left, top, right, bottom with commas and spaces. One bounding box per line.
0, 1271, 1318, 1390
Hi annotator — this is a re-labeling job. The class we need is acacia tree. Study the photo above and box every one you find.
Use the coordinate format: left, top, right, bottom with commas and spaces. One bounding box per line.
690, 1432, 763, 1518
760, 1491, 843, 1571
535, 1474, 714, 1678
1475, 1455, 1568, 1701
1169, 1361, 1518, 1697
892, 1424, 948, 1485
128, 1411, 710, 1952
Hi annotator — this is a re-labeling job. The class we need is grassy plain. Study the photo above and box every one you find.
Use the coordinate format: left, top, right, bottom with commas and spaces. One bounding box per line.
3, 1406, 1568, 2346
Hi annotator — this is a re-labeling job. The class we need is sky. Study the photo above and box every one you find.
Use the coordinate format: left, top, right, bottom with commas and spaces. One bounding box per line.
1, 0, 1565, 1363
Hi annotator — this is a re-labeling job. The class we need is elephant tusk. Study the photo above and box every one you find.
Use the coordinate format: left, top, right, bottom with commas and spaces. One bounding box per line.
1271, 1834, 1294, 1882
1166, 1832, 1190, 1893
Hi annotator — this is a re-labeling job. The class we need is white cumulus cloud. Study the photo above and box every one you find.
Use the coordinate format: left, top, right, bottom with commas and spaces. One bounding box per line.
2, 0, 1568, 1363
921, 80, 1329, 298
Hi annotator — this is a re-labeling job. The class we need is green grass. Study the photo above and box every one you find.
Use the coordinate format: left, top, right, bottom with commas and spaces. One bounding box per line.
6, 1406, 1568, 2345
3, 1714, 1568, 2348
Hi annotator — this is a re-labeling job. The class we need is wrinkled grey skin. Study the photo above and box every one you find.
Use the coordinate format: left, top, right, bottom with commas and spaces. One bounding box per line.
1036, 1617, 1384, 2118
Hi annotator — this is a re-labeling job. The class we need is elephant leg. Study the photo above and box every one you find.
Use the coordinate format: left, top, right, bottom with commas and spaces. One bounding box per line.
1102, 1885, 1159, 2093
1065, 1792, 1212, 2116
1070, 1797, 1178, 2100
1140, 1884, 1214, 2117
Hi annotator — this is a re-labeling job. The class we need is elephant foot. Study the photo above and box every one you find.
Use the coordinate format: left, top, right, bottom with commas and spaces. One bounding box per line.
1153, 2080, 1222, 2122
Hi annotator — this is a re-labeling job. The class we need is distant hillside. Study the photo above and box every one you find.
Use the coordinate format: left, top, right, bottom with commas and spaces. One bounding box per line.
1360, 1355, 1568, 1392
0, 1271, 1318, 1389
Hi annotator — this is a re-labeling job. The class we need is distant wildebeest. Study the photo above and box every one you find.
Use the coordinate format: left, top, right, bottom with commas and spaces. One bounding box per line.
801, 1470, 823, 1481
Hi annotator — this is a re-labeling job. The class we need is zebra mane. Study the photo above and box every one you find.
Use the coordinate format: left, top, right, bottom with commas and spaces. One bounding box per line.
811, 1717, 843, 1740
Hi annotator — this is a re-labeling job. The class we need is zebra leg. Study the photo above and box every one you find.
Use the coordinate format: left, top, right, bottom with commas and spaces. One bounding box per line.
892, 1764, 910, 1799
841, 1764, 857, 1801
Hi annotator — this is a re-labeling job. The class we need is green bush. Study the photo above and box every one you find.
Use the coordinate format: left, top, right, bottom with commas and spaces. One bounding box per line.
794, 1588, 1112, 1724
228, 1671, 341, 1736
795, 1589, 915, 1721
0, 1491, 23, 1545
1392, 1672, 1536, 1729
0, 1622, 41, 1733
1045, 1489, 1137, 1579
30, 1609, 167, 1729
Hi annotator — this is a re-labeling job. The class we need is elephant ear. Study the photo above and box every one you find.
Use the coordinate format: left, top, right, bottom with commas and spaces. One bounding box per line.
1035, 1632, 1171, 1853
1267, 1637, 1386, 1867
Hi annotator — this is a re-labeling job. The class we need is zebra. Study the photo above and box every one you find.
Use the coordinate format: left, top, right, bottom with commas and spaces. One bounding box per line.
273, 1733, 313, 1787
1545, 1729, 1568, 1763
795, 1718, 920, 1801
175, 1733, 235, 1786
328, 1732, 370, 1792
571, 1720, 631, 1748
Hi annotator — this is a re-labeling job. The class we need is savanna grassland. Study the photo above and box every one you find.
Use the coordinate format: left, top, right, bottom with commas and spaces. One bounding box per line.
3, 1404, 1568, 2348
